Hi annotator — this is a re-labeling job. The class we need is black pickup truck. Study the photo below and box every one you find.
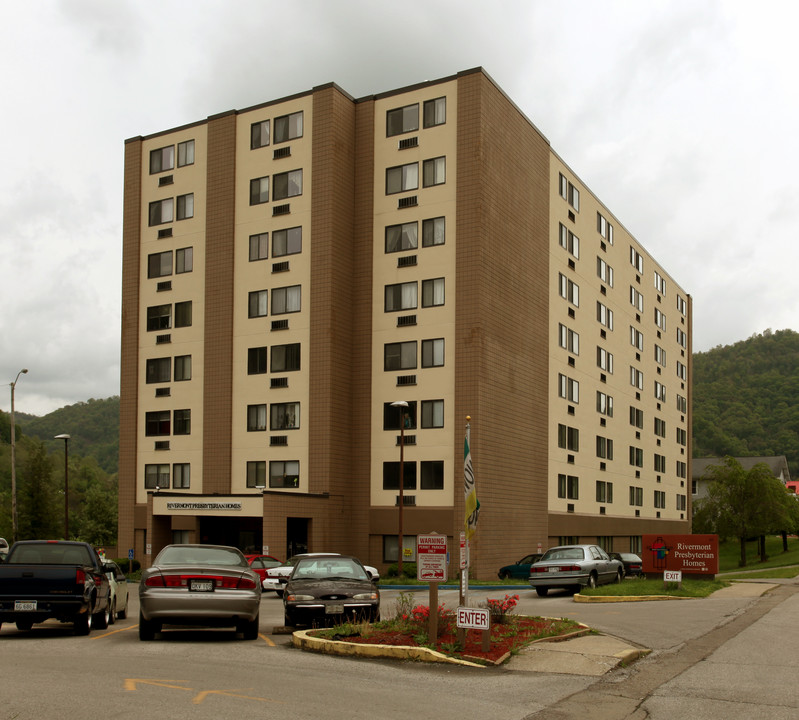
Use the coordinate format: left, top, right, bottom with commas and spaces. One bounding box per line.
0, 540, 111, 635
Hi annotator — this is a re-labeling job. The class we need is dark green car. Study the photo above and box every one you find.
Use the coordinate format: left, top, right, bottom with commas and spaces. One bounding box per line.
497, 553, 543, 579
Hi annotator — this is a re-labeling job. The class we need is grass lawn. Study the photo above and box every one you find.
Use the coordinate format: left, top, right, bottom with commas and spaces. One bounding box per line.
717, 535, 799, 572
580, 577, 728, 598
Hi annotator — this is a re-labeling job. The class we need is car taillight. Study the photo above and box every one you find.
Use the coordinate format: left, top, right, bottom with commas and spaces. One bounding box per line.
561, 565, 582, 572
75, 568, 86, 585
530, 567, 548, 574
145, 574, 256, 589
236, 576, 257, 590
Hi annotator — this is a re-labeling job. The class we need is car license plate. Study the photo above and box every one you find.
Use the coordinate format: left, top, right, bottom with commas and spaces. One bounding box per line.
15, 601, 37, 611
189, 579, 213, 592
548, 567, 559, 573
326, 604, 344, 614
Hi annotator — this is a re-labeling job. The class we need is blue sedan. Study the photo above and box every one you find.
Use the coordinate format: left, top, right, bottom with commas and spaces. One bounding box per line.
498, 553, 542, 579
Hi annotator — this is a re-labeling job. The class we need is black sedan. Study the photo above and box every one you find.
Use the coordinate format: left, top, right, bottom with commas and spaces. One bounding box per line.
283, 554, 379, 628
609, 552, 643, 577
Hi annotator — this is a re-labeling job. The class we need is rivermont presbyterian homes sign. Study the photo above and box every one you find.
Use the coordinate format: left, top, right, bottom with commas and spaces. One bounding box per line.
642, 534, 719, 577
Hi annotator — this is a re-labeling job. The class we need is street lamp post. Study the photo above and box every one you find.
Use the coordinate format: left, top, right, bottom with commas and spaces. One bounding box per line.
55, 434, 71, 540
10, 368, 28, 543
391, 400, 409, 578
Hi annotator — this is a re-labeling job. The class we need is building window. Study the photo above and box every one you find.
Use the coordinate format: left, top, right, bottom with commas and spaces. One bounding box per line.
677, 494, 687, 511
148, 198, 173, 226
247, 461, 266, 488
422, 217, 445, 247
421, 338, 445, 368
386, 221, 418, 253
630, 286, 644, 312
421, 460, 444, 490
383, 401, 417, 430
677, 461, 687, 478
173, 409, 191, 435
248, 346, 268, 374
177, 140, 194, 167
271, 402, 300, 430
629, 486, 643, 506
385, 281, 418, 312
422, 278, 445, 307
386, 103, 419, 136
145, 464, 170, 489
273, 169, 303, 201
149, 146, 174, 174
559, 324, 579, 355
654, 490, 666, 509
559, 173, 580, 211
173, 463, 190, 489
148, 251, 172, 278
272, 285, 301, 315
654, 270, 667, 295
654, 454, 666, 473
630, 406, 644, 429
597, 212, 614, 244
558, 374, 579, 403
147, 304, 171, 331
630, 247, 644, 274
176, 193, 194, 220
559, 224, 580, 259
654, 345, 667, 367
557, 424, 579, 451
676, 427, 687, 446
421, 399, 444, 428
654, 417, 667, 438
597, 257, 614, 287
274, 111, 303, 143
386, 162, 419, 194
174, 355, 191, 381
630, 366, 644, 391
596, 481, 613, 503
271, 343, 301, 372
247, 404, 267, 432
423, 97, 446, 128
145, 411, 171, 436
270, 460, 300, 488
596, 436, 614, 460
146, 357, 171, 384
557, 474, 579, 499
248, 290, 268, 318
559, 273, 579, 307
676, 328, 687, 348
596, 391, 613, 417
250, 176, 269, 205
655, 381, 667, 402
677, 295, 687, 316
273, 226, 302, 257
676, 394, 687, 413
630, 327, 644, 351
384, 341, 417, 371
677, 361, 687, 380
655, 308, 667, 332
422, 156, 446, 187
597, 302, 614, 330
597, 346, 614, 373
629, 446, 643, 468
383, 461, 417, 490
250, 232, 269, 261
176, 247, 192, 274
251, 119, 270, 149
174, 301, 192, 328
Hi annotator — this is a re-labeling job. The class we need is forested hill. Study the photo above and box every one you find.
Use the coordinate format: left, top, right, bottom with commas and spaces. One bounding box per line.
692, 329, 799, 478
5, 330, 799, 480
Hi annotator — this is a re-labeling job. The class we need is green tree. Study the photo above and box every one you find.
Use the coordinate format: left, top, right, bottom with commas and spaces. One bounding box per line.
16, 438, 62, 540
74, 481, 117, 547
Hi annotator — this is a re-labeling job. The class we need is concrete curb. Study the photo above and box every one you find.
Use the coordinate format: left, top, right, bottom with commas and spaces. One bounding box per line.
574, 593, 696, 603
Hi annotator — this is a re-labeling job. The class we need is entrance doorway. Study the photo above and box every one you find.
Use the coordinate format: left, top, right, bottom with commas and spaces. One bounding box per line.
286, 517, 309, 558
199, 516, 263, 553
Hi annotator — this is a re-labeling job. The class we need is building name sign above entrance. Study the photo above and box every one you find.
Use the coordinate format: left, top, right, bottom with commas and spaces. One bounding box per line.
166, 502, 242, 511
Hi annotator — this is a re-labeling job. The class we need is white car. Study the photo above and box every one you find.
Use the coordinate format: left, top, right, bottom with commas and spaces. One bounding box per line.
263, 553, 380, 596
103, 560, 129, 623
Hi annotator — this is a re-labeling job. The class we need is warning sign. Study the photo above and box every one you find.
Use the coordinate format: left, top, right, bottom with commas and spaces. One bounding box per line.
417, 534, 447, 582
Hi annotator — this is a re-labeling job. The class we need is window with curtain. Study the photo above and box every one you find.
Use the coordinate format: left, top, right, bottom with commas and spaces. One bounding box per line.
421, 278, 444, 307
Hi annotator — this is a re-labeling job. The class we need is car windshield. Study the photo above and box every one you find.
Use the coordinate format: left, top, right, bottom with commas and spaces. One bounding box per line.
291, 557, 368, 581
541, 547, 585, 562
156, 546, 247, 567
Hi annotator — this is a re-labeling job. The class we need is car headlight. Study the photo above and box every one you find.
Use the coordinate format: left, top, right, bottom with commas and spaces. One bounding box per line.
352, 592, 378, 601
286, 594, 315, 602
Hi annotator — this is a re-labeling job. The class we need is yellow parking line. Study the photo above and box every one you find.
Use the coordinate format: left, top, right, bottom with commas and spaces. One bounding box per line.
259, 633, 275, 646
91, 624, 139, 639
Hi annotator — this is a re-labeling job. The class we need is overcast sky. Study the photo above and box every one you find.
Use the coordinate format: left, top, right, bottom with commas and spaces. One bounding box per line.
2, 0, 797, 416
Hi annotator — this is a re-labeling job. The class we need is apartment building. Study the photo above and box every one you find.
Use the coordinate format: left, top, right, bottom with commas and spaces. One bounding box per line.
119, 67, 691, 579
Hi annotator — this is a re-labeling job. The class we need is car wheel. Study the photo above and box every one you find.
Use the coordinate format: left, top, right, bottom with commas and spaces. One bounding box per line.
239, 613, 260, 641
93, 600, 110, 630
108, 598, 117, 625
117, 603, 127, 620
15, 620, 33, 631
499, 570, 510, 580
138, 613, 157, 641
615, 569, 623, 584
586, 573, 597, 589
284, 611, 295, 628
74, 611, 91, 636
535, 587, 548, 597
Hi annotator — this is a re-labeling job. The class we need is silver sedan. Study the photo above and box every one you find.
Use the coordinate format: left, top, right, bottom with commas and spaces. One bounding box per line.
528, 544, 623, 596
138, 544, 262, 640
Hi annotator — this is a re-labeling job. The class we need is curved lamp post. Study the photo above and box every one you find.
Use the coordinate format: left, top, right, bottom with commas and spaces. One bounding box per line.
54, 434, 71, 539
391, 400, 409, 577
10, 368, 28, 543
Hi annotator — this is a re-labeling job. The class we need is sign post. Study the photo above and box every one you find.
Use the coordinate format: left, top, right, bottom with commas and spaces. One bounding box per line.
417, 534, 447, 641
456, 607, 491, 652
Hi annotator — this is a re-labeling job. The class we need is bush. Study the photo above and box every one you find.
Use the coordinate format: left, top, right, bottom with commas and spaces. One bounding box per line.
114, 557, 140, 574
386, 562, 418, 579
